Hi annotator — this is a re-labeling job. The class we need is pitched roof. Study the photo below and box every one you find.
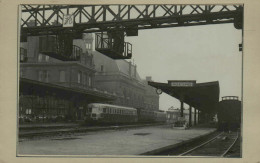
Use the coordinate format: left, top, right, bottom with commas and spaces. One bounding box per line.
92, 51, 143, 82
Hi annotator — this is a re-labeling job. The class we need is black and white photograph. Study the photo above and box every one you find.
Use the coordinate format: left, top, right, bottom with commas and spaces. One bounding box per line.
17, 4, 243, 157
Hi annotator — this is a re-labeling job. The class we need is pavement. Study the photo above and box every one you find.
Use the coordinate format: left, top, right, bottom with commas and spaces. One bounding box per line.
18, 125, 216, 156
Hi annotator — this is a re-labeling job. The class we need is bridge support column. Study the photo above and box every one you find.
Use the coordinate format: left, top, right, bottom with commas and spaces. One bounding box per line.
194, 108, 197, 125
180, 95, 184, 117
180, 101, 184, 117
198, 110, 201, 124
189, 105, 192, 127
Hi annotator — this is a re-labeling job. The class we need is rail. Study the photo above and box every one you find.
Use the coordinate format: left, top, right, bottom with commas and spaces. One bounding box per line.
179, 131, 239, 157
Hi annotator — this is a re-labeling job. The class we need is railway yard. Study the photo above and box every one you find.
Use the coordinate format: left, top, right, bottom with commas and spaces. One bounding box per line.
16, 4, 243, 158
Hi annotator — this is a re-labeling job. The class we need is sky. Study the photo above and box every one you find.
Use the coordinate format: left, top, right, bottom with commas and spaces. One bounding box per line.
125, 23, 242, 111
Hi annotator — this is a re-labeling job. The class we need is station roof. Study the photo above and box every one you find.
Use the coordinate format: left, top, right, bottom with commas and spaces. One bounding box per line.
148, 80, 220, 113
20, 78, 116, 102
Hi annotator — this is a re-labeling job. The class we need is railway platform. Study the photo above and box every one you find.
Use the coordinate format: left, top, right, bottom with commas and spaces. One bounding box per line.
18, 125, 216, 156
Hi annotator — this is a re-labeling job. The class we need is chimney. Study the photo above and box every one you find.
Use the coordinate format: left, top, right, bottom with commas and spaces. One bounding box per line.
27, 20, 36, 27
83, 33, 93, 51
146, 76, 152, 82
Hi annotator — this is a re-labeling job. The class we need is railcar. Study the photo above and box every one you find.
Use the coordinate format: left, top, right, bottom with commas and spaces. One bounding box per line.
217, 96, 241, 131
154, 111, 167, 122
85, 103, 138, 124
137, 108, 155, 123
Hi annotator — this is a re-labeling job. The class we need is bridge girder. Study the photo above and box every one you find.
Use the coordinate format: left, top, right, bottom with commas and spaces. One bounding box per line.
21, 4, 243, 37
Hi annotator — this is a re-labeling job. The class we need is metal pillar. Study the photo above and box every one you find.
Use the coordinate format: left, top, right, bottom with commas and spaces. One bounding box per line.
198, 111, 200, 124
180, 95, 184, 117
189, 105, 192, 127
194, 108, 197, 125
180, 100, 184, 117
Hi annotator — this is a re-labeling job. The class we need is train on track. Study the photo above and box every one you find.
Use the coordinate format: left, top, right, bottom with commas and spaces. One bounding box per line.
84, 103, 167, 124
217, 96, 242, 131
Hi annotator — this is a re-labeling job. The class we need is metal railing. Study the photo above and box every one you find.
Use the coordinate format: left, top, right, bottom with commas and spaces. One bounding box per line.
39, 35, 82, 61
221, 96, 239, 101
95, 32, 132, 59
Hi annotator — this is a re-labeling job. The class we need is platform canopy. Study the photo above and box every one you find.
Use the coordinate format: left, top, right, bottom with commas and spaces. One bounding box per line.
148, 80, 220, 113
20, 78, 116, 102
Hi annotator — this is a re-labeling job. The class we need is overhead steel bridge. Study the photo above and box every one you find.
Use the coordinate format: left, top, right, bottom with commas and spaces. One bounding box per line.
21, 4, 243, 36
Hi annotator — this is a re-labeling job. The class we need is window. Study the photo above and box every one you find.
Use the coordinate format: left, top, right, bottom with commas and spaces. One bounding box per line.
45, 55, 49, 62
26, 109, 31, 115
86, 43, 92, 50
101, 65, 104, 72
38, 71, 43, 81
78, 71, 82, 84
88, 76, 92, 86
38, 54, 43, 62
59, 71, 66, 82
38, 70, 49, 82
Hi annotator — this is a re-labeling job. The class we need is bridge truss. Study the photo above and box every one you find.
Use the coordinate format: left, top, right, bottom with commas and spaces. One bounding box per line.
21, 4, 243, 36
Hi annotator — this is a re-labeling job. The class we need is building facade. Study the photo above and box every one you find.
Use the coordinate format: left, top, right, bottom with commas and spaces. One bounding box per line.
19, 34, 115, 123
19, 33, 159, 123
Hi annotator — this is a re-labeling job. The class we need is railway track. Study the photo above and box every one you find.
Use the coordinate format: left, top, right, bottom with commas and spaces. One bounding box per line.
179, 131, 239, 157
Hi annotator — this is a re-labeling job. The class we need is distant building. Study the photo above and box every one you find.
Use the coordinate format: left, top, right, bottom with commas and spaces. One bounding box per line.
166, 108, 197, 125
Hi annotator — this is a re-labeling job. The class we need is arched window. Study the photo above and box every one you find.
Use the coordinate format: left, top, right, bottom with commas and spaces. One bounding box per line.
38, 54, 43, 62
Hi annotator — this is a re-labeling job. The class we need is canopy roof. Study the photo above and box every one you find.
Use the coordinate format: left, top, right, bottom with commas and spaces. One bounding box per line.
148, 80, 220, 113
20, 78, 116, 102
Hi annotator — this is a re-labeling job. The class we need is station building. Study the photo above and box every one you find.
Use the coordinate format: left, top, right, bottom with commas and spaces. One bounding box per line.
19, 34, 116, 123
19, 33, 159, 123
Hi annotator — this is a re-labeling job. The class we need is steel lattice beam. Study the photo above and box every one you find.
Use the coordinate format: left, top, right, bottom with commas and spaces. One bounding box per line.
20, 4, 243, 36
